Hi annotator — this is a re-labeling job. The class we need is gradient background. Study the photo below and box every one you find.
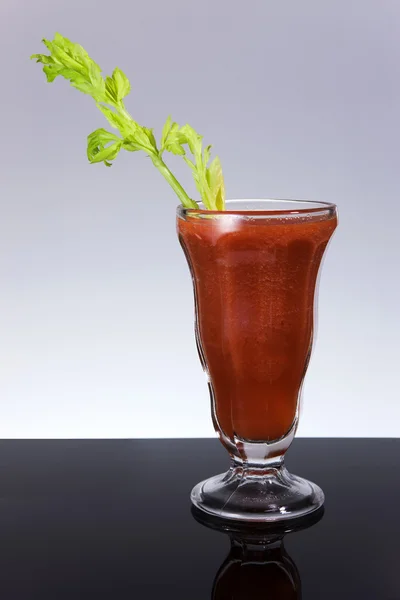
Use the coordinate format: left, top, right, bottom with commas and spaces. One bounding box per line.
0, 0, 398, 438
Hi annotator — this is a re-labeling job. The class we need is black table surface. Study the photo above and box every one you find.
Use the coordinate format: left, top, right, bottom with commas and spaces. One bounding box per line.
0, 438, 398, 598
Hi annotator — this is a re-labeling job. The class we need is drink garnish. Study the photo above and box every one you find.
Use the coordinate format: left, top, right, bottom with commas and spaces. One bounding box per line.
31, 33, 225, 210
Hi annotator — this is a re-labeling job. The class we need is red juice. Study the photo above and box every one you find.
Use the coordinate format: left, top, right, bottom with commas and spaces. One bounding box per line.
178, 209, 337, 443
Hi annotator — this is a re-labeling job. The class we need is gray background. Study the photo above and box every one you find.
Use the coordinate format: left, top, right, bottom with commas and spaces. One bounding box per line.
0, 0, 398, 437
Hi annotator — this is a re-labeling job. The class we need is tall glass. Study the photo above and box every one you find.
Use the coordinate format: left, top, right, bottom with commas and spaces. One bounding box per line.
177, 199, 337, 521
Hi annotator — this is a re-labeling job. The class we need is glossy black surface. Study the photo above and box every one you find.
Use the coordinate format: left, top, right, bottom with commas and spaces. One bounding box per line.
0, 438, 398, 598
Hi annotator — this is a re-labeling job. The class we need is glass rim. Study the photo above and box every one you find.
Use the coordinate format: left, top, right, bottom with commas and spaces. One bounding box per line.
177, 198, 337, 219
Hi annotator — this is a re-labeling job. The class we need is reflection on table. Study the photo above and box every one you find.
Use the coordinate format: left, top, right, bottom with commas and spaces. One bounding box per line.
192, 506, 324, 599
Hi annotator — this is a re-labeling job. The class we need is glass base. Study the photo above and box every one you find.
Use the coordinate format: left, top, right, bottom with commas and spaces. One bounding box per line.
191, 464, 324, 523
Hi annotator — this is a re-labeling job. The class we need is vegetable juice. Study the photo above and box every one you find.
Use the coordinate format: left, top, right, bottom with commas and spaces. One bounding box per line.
178, 210, 337, 442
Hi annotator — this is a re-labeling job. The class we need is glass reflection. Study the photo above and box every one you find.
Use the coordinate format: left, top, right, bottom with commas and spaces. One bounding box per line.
192, 507, 324, 599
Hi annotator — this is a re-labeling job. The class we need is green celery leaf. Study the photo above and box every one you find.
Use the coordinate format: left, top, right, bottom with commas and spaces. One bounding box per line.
96, 104, 129, 132
32, 33, 106, 102
30, 53, 55, 65
161, 115, 172, 150
87, 128, 122, 166
89, 142, 122, 164
178, 124, 203, 157
163, 122, 186, 155
206, 156, 225, 210
112, 67, 131, 100
203, 144, 212, 166
143, 127, 157, 152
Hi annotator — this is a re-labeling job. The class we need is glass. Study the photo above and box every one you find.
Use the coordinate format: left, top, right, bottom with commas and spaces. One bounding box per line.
177, 199, 338, 521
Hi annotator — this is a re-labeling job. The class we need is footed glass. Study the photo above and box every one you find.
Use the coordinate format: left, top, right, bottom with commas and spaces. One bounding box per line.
177, 199, 337, 522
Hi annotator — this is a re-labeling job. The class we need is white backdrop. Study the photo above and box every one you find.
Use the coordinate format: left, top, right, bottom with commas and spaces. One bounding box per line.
0, 0, 399, 437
